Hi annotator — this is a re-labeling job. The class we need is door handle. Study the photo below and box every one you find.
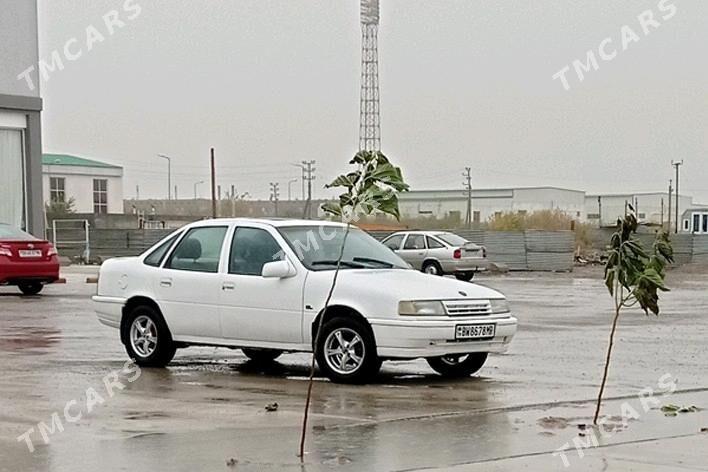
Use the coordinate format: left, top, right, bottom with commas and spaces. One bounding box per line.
222, 282, 235, 291
160, 278, 172, 288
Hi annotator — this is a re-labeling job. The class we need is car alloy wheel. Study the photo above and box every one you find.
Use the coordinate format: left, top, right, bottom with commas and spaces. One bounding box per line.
324, 327, 366, 375
130, 315, 158, 358
439, 354, 469, 366
423, 261, 442, 276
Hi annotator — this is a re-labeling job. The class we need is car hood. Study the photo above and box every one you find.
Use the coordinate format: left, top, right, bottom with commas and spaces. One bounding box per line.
333, 269, 505, 300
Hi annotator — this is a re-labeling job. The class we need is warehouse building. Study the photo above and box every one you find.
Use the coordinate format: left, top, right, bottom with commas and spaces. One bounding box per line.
398, 187, 586, 224
0, 0, 43, 235
43, 154, 125, 214
585, 192, 693, 227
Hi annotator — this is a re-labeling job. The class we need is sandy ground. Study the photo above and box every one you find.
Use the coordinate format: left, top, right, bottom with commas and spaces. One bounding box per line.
1, 264, 707, 471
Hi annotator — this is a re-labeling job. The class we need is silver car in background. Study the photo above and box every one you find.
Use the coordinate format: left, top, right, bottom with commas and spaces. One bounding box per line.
381, 231, 488, 281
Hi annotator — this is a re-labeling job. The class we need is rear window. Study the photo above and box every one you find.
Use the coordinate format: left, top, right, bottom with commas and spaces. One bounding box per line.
0, 224, 36, 241
436, 233, 467, 247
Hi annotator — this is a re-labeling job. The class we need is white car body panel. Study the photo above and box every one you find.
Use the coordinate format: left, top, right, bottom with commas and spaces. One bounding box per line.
93, 218, 517, 359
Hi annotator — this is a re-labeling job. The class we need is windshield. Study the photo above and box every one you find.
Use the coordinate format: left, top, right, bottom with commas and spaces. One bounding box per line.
436, 233, 468, 247
279, 226, 409, 271
0, 224, 37, 241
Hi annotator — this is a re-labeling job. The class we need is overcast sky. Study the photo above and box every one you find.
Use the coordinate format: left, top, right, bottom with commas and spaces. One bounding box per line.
36, 0, 707, 203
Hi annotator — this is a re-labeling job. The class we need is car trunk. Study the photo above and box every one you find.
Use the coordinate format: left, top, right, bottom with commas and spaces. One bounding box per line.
0, 239, 55, 263
460, 242, 484, 260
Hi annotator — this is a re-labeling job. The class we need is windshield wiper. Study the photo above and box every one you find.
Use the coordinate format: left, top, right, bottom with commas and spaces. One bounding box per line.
311, 260, 366, 269
352, 257, 396, 268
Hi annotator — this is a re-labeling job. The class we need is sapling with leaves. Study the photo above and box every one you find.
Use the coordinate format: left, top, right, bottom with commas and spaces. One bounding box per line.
593, 206, 674, 424
298, 150, 408, 459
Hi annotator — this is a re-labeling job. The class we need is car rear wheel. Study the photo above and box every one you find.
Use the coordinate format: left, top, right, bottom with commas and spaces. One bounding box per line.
315, 317, 381, 384
422, 261, 443, 276
454, 271, 475, 282
18, 282, 43, 296
242, 348, 283, 363
427, 353, 488, 378
124, 305, 176, 367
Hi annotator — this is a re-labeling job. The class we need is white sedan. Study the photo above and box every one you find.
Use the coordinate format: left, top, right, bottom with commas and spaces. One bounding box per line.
93, 218, 517, 383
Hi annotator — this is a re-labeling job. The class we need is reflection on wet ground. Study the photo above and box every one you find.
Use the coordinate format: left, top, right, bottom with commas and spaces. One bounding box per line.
1, 266, 707, 471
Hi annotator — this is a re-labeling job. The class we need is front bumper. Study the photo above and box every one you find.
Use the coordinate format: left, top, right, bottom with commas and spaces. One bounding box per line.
369, 314, 517, 359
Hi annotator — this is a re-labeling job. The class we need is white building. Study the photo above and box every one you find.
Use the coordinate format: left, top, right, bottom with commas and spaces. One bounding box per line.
682, 207, 708, 234
398, 187, 586, 224
43, 154, 124, 214
585, 192, 692, 227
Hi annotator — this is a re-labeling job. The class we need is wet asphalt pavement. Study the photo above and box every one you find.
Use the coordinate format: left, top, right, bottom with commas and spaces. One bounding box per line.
1, 265, 707, 471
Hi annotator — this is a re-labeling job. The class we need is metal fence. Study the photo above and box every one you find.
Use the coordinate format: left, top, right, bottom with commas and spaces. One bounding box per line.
50, 225, 708, 270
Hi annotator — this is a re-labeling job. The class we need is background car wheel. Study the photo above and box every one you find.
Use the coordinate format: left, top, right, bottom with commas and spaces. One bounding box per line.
18, 282, 43, 296
123, 305, 176, 367
422, 261, 443, 276
315, 317, 381, 384
242, 348, 282, 363
427, 353, 488, 378
454, 272, 475, 282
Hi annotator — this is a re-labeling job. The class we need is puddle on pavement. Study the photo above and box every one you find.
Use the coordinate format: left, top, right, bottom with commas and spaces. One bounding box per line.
0, 327, 60, 352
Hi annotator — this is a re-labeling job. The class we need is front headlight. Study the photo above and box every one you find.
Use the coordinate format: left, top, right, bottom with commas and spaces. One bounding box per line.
398, 300, 446, 316
489, 299, 510, 314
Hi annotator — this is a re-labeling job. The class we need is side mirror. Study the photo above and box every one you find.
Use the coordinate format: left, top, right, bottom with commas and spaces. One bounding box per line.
262, 260, 295, 279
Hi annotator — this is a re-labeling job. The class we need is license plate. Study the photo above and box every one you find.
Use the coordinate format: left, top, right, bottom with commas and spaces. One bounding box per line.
455, 324, 495, 340
19, 250, 42, 258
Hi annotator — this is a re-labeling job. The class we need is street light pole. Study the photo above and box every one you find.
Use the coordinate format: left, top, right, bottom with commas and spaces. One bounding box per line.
288, 178, 298, 201
157, 154, 172, 200
194, 180, 204, 199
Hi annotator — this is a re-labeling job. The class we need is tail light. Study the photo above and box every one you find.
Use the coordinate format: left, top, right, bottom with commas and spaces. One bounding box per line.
0, 246, 11, 257
47, 246, 58, 257
453, 248, 462, 259
482, 247, 487, 258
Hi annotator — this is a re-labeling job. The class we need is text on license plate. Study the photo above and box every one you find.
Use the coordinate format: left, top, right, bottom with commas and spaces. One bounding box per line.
19, 250, 42, 258
455, 324, 495, 340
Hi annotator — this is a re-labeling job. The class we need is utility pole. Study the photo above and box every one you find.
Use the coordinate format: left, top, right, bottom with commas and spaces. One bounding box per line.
667, 179, 673, 233
157, 154, 172, 200
660, 197, 664, 227
597, 196, 602, 228
136, 185, 140, 200
671, 160, 683, 233
174, 185, 178, 200
462, 167, 472, 229
210, 148, 217, 218
301, 160, 316, 219
270, 182, 280, 216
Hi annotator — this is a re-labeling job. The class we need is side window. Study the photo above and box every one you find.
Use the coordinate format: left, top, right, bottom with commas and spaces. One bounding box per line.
404, 234, 425, 250
165, 226, 227, 273
144, 232, 181, 267
229, 227, 284, 276
426, 236, 445, 249
383, 234, 404, 251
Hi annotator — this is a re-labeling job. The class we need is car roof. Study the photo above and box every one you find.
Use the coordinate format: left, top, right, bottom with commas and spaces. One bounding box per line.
389, 230, 451, 236
185, 218, 349, 229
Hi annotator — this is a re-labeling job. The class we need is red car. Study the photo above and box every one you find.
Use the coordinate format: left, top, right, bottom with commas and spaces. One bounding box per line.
0, 223, 60, 295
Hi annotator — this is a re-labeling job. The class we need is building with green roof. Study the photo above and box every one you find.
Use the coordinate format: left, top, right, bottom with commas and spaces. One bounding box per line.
43, 153, 124, 214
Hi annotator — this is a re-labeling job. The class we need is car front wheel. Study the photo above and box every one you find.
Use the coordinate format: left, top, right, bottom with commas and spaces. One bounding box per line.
124, 305, 176, 367
427, 353, 488, 378
315, 317, 381, 384
18, 282, 43, 296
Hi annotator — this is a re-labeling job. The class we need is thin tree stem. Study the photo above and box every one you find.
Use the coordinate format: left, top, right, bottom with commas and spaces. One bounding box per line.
594, 284, 622, 425
299, 223, 352, 460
